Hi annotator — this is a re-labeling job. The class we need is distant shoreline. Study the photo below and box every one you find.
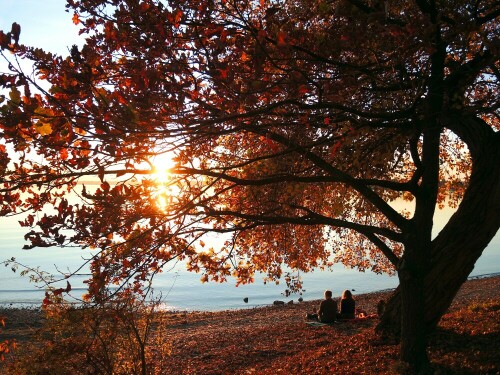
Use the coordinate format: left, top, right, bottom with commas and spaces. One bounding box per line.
1, 271, 499, 312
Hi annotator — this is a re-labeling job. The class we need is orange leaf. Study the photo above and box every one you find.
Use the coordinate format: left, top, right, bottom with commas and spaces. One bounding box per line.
72, 13, 80, 25
35, 122, 53, 136
60, 148, 69, 160
277, 31, 287, 47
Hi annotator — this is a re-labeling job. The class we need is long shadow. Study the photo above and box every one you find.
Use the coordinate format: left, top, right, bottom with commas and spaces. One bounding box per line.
428, 327, 499, 374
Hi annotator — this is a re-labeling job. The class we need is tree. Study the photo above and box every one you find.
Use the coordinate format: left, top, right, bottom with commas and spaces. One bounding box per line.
1, 0, 498, 372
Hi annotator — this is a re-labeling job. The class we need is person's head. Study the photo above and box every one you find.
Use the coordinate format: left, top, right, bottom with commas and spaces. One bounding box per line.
324, 290, 333, 299
342, 290, 353, 300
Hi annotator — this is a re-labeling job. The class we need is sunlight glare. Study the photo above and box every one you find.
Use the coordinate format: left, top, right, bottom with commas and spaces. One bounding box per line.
150, 152, 177, 210
151, 153, 176, 183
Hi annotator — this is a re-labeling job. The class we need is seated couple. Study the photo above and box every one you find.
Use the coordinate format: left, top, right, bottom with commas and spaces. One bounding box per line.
307, 289, 357, 323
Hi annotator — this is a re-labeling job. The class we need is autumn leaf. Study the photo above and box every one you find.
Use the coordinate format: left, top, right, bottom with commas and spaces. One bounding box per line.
72, 13, 80, 25
9, 87, 21, 104
297, 85, 309, 95
241, 51, 250, 61
174, 9, 183, 28
59, 148, 69, 160
218, 68, 228, 79
277, 31, 287, 47
35, 122, 53, 136
331, 141, 342, 157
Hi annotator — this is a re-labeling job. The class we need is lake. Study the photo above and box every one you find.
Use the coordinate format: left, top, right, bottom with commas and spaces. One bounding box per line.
1, 213, 499, 311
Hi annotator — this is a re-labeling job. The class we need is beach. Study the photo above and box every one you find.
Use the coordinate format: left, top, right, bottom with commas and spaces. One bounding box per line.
1, 275, 499, 373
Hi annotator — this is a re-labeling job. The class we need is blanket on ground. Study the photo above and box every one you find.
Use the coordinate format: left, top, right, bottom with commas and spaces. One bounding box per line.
305, 315, 377, 327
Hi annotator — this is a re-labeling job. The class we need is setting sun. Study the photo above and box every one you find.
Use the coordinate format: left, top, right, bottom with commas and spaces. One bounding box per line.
149, 152, 178, 209
151, 153, 176, 183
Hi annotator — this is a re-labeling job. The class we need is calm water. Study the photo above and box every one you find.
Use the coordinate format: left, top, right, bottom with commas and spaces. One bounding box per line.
1, 214, 499, 311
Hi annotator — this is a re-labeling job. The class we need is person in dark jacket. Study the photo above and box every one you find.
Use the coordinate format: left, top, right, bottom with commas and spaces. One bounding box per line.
306, 290, 338, 323
338, 289, 356, 319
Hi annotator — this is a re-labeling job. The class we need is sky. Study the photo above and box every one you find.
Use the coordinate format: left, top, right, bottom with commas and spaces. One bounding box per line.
1, 0, 82, 55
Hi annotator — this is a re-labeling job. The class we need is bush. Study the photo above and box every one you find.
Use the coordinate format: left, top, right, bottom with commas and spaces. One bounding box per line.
6, 294, 171, 374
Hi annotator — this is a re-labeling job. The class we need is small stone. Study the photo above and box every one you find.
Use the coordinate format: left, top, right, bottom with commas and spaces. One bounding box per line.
243, 297, 249, 303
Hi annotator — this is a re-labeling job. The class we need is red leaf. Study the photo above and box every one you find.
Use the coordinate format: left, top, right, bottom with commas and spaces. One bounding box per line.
174, 9, 183, 28
331, 141, 342, 157
297, 85, 309, 95
277, 31, 287, 47
101, 181, 110, 191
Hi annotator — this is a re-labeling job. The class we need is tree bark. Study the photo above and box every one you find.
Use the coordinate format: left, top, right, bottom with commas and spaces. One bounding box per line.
399, 267, 429, 372
377, 116, 500, 335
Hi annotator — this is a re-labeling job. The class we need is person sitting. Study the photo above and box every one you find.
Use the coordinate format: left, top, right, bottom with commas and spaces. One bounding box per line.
338, 289, 356, 319
306, 290, 338, 323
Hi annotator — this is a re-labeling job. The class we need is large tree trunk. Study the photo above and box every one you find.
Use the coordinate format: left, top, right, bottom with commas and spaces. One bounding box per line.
398, 259, 429, 371
396, 119, 440, 371
378, 116, 500, 335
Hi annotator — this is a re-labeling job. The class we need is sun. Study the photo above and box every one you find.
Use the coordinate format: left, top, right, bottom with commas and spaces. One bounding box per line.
149, 152, 178, 210
151, 153, 176, 183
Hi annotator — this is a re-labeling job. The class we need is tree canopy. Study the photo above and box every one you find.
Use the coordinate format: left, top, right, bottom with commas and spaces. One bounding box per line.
1, 0, 499, 370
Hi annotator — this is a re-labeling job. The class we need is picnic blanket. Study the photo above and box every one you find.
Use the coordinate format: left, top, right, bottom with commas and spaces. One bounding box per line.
305, 321, 336, 327
305, 315, 377, 327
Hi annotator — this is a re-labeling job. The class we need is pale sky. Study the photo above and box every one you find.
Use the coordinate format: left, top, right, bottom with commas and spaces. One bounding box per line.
1, 0, 82, 55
